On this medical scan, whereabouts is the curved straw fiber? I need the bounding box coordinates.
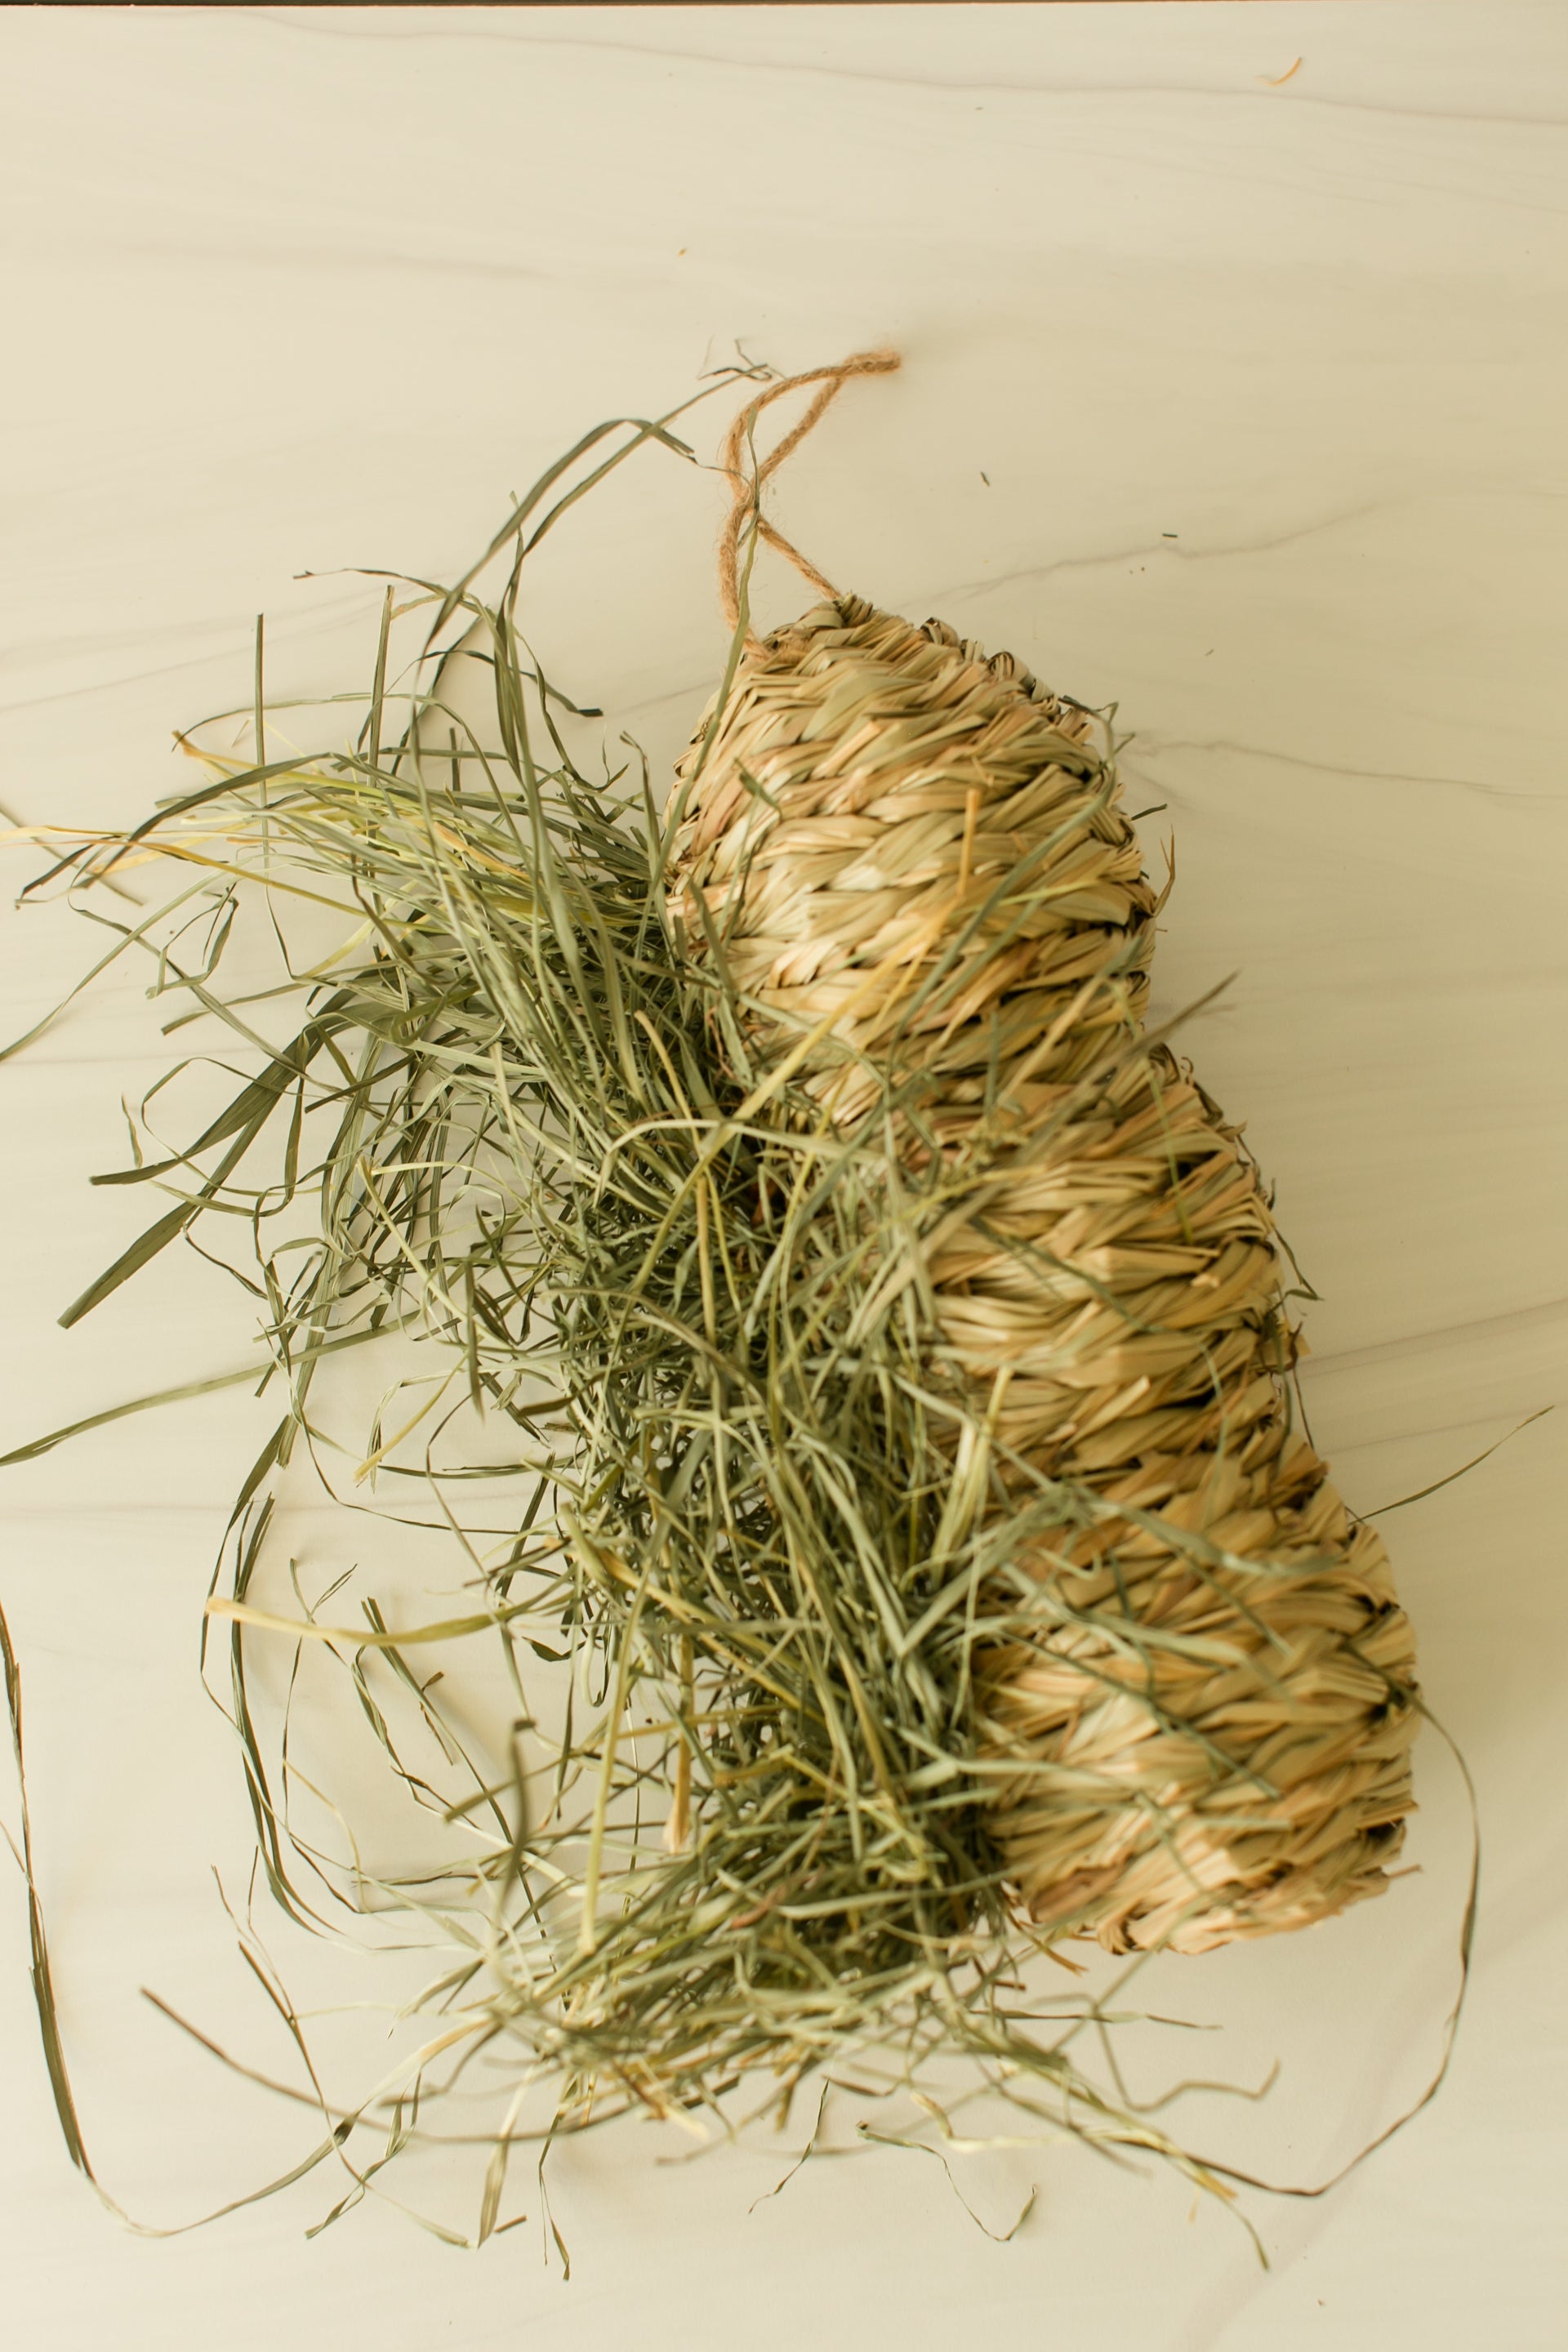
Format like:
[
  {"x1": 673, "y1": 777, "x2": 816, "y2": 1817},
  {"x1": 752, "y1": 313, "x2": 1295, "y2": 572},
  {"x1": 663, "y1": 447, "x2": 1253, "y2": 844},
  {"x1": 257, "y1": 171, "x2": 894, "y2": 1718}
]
[{"x1": 670, "y1": 580, "x2": 1419, "y2": 1957}]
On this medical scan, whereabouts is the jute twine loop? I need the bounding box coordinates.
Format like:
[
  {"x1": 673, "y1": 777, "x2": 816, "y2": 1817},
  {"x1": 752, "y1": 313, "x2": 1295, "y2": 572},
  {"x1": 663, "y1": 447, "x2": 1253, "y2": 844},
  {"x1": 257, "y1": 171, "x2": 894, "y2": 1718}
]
[
  {"x1": 716, "y1": 349, "x2": 901, "y2": 639},
  {"x1": 673, "y1": 370, "x2": 1419, "y2": 1955}
]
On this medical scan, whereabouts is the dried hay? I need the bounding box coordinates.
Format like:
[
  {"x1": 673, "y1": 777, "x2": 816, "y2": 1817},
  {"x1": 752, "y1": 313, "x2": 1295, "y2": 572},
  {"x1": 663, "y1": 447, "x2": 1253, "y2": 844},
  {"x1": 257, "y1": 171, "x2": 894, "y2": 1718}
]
[{"x1": 0, "y1": 354, "x2": 1455, "y2": 2251}]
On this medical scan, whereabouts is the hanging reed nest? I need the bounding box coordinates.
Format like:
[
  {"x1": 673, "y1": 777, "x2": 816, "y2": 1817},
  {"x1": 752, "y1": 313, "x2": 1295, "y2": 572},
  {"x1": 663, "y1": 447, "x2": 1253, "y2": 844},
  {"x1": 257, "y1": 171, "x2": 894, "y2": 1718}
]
[{"x1": 670, "y1": 358, "x2": 1419, "y2": 1958}]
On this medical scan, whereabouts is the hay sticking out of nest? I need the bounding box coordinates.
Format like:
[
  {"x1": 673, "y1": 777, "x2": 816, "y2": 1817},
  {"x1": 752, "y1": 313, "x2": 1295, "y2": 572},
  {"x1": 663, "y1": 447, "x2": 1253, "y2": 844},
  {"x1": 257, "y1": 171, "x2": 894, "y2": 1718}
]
[
  {"x1": 3, "y1": 357, "x2": 1440, "y2": 2246},
  {"x1": 667, "y1": 593, "x2": 1419, "y2": 1958}
]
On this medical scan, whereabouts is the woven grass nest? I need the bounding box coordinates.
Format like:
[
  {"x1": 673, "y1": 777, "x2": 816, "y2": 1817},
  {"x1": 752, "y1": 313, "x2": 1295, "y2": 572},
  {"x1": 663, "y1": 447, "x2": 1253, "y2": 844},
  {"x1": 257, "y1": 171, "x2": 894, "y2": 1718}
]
[
  {"x1": 668, "y1": 586, "x2": 1419, "y2": 1958},
  {"x1": 5, "y1": 351, "x2": 1436, "y2": 2238}
]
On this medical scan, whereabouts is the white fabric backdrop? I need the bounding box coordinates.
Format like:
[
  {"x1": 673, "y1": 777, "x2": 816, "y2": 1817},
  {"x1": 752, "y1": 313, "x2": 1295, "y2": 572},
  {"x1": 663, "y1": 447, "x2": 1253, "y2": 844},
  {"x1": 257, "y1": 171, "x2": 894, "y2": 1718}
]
[{"x1": 2, "y1": 7, "x2": 1564, "y2": 2347}]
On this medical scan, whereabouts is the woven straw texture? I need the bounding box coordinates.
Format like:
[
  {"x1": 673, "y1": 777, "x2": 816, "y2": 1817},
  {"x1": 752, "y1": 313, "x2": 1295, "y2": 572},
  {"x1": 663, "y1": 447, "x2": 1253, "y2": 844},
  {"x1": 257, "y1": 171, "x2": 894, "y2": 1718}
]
[{"x1": 670, "y1": 595, "x2": 1419, "y2": 1957}]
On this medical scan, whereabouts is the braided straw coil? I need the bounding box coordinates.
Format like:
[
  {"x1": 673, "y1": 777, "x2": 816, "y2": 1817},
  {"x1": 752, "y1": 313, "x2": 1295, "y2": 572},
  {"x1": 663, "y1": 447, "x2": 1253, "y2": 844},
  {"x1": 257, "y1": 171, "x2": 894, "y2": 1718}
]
[{"x1": 669, "y1": 593, "x2": 1419, "y2": 1957}]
